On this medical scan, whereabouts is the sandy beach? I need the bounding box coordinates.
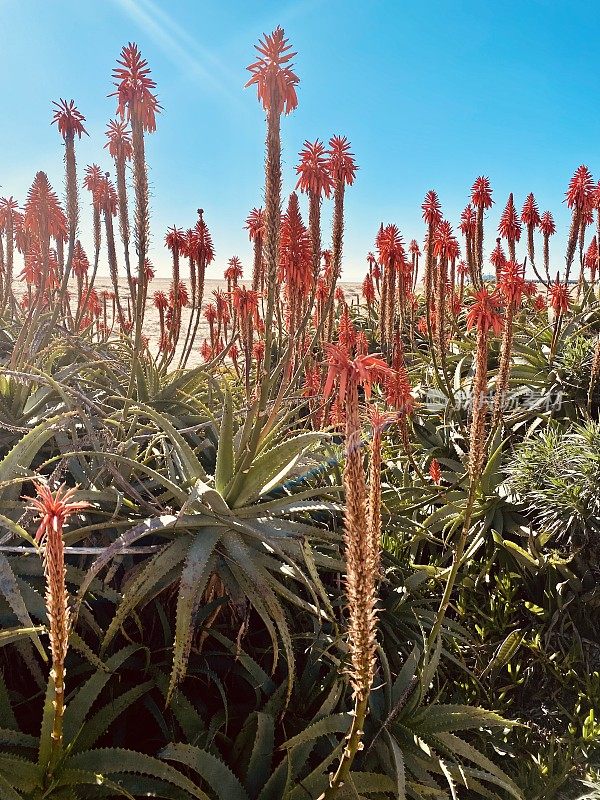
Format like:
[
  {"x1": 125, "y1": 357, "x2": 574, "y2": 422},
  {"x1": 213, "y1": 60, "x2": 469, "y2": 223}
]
[{"x1": 78, "y1": 276, "x2": 363, "y2": 367}]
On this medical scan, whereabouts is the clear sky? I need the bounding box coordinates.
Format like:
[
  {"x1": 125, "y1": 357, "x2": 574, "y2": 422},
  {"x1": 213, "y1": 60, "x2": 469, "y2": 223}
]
[{"x1": 1, "y1": 0, "x2": 599, "y2": 281}]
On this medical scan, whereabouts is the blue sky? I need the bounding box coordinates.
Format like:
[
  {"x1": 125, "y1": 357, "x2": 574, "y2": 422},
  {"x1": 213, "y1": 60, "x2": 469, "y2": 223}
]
[{"x1": 1, "y1": 0, "x2": 599, "y2": 280}]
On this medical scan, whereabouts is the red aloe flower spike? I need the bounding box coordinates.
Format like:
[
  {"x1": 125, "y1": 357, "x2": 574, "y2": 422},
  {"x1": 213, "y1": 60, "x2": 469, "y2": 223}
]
[
  {"x1": 538, "y1": 210, "x2": 556, "y2": 282},
  {"x1": 112, "y1": 42, "x2": 161, "y2": 132},
  {"x1": 325, "y1": 136, "x2": 358, "y2": 342},
  {"x1": 377, "y1": 224, "x2": 404, "y2": 348},
  {"x1": 245, "y1": 207, "x2": 265, "y2": 292},
  {"x1": 429, "y1": 458, "x2": 442, "y2": 484},
  {"x1": 498, "y1": 193, "x2": 522, "y2": 261},
  {"x1": 493, "y1": 262, "x2": 526, "y2": 425},
  {"x1": 521, "y1": 192, "x2": 540, "y2": 269},
  {"x1": 549, "y1": 279, "x2": 569, "y2": 315},
  {"x1": 27, "y1": 483, "x2": 89, "y2": 763},
  {"x1": 470, "y1": 176, "x2": 493, "y2": 285},
  {"x1": 586, "y1": 236, "x2": 598, "y2": 284},
  {"x1": 296, "y1": 139, "x2": 333, "y2": 198},
  {"x1": 459, "y1": 203, "x2": 477, "y2": 283},
  {"x1": 104, "y1": 119, "x2": 133, "y2": 160},
  {"x1": 245, "y1": 26, "x2": 299, "y2": 115},
  {"x1": 52, "y1": 99, "x2": 88, "y2": 140},
  {"x1": 246, "y1": 28, "x2": 299, "y2": 399},
  {"x1": 565, "y1": 166, "x2": 594, "y2": 280}
]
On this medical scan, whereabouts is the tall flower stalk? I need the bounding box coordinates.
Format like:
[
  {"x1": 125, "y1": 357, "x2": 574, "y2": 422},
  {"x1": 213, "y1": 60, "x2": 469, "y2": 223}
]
[
  {"x1": 471, "y1": 176, "x2": 493, "y2": 286},
  {"x1": 565, "y1": 165, "x2": 594, "y2": 283},
  {"x1": 28, "y1": 484, "x2": 89, "y2": 773},
  {"x1": 112, "y1": 43, "x2": 160, "y2": 379},
  {"x1": 0, "y1": 197, "x2": 18, "y2": 312},
  {"x1": 539, "y1": 210, "x2": 556, "y2": 285},
  {"x1": 429, "y1": 288, "x2": 502, "y2": 648},
  {"x1": 246, "y1": 27, "x2": 298, "y2": 409},
  {"x1": 498, "y1": 193, "x2": 521, "y2": 263},
  {"x1": 246, "y1": 207, "x2": 265, "y2": 293},
  {"x1": 492, "y1": 262, "x2": 526, "y2": 426},
  {"x1": 105, "y1": 119, "x2": 134, "y2": 295},
  {"x1": 319, "y1": 346, "x2": 388, "y2": 798},
  {"x1": 51, "y1": 99, "x2": 87, "y2": 326}
]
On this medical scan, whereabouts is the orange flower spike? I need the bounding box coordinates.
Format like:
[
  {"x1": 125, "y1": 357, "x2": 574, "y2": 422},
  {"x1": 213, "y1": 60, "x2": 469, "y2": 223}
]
[
  {"x1": 28, "y1": 483, "x2": 89, "y2": 544},
  {"x1": 52, "y1": 99, "x2": 88, "y2": 140},
  {"x1": 112, "y1": 42, "x2": 161, "y2": 131},
  {"x1": 429, "y1": 458, "x2": 442, "y2": 484},
  {"x1": 549, "y1": 280, "x2": 569, "y2": 314},
  {"x1": 296, "y1": 140, "x2": 333, "y2": 198},
  {"x1": 245, "y1": 26, "x2": 299, "y2": 115},
  {"x1": 104, "y1": 119, "x2": 133, "y2": 160},
  {"x1": 466, "y1": 288, "x2": 504, "y2": 336},
  {"x1": 323, "y1": 343, "x2": 389, "y2": 405},
  {"x1": 327, "y1": 135, "x2": 358, "y2": 186}
]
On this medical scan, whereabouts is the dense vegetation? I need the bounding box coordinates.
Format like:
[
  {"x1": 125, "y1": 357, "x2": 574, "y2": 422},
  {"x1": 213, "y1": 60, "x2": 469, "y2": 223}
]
[{"x1": 0, "y1": 25, "x2": 598, "y2": 800}]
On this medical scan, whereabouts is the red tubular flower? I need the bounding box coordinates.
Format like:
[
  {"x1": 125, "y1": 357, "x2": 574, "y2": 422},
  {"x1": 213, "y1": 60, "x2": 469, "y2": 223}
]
[
  {"x1": 498, "y1": 193, "x2": 522, "y2": 258},
  {"x1": 533, "y1": 293, "x2": 547, "y2": 312},
  {"x1": 296, "y1": 140, "x2": 333, "y2": 197},
  {"x1": 549, "y1": 280, "x2": 569, "y2": 314},
  {"x1": 421, "y1": 190, "x2": 443, "y2": 227},
  {"x1": 429, "y1": 458, "x2": 442, "y2": 484},
  {"x1": 302, "y1": 365, "x2": 321, "y2": 398},
  {"x1": 459, "y1": 204, "x2": 477, "y2": 237},
  {"x1": 432, "y1": 220, "x2": 456, "y2": 259},
  {"x1": 224, "y1": 256, "x2": 243, "y2": 284},
  {"x1": 566, "y1": 165, "x2": 594, "y2": 210},
  {"x1": 112, "y1": 42, "x2": 160, "y2": 132},
  {"x1": 521, "y1": 193, "x2": 540, "y2": 267},
  {"x1": 153, "y1": 290, "x2": 168, "y2": 310},
  {"x1": 52, "y1": 99, "x2": 88, "y2": 139},
  {"x1": 490, "y1": 238, "x2": 507, "y2": 273},
  {"x1": 466, "y1": 288, "x2": 503, "y2": 336},
  {"x1": 232, "y1": 286, "x2": 259, "y2": 323},
  {"x1": 385, "y1": 365, "x2": 415, "y2": 416},
  {"x1": 29, "y1": 483, "x2": 89, "y2": 544},
  {"x1": 104, "y1": 119, "x2": 133, "y2": 160},
  {"x1": 327, "y1": 135, "x2": 357, "y2": 186},
  {"x1": 585, "y1": 236, "x2": 598, "y2": 278},
  {"x1": 539, "y1": 211, "x2": 556, "y2": 237},
  {"x1": 323, "y1": 344, "x2": 389, "y2": 404},
  {"x1": 471, "y1": 177, "x2": 493, "y2": 284},
  {"x1": 245, "y1": 27, "x2": 299, "y2": 115},
  {"x1": 24, "y1": 171, "x2": 67, "y2": 241},
  {"x1": 279, "y1": 192, "x2": 311, "y2": 296},
  {"x1": 245, "y1": 207, "x2": 264, "y2": 241},
  {"x1": 203, "y1": 303, "x2": 217, "y2": 324},
  {"x1": 521, "y1": 193, "x2": 540, "y2": 227},
  {"x1": 83, "y1": 165, "x2": 103, "y2": 203},
  {"x1": 200, "y1": 339, "x2": 212, "y2": 362},
  {"x1": 165, "y1": 225, "x2": 186, "y2": 254},
  {"x1": 409, "y1": 239, "x2": 421, "y2": 256},
  {"x1": 471, "y1": 176, "x2": 493, "y2": 210},
  {"x1": 362, "y1": 272, "x2": 376, "y2": 306},
  {"x1": 378, "y1": 224, "x2": 404, "y2": 267},
  {"x1": 72, "y1": 240, "x2": 90, "y2": 279},
  {"x1": 498, "y1": 261, "x2": 526, "y2": 307}
]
